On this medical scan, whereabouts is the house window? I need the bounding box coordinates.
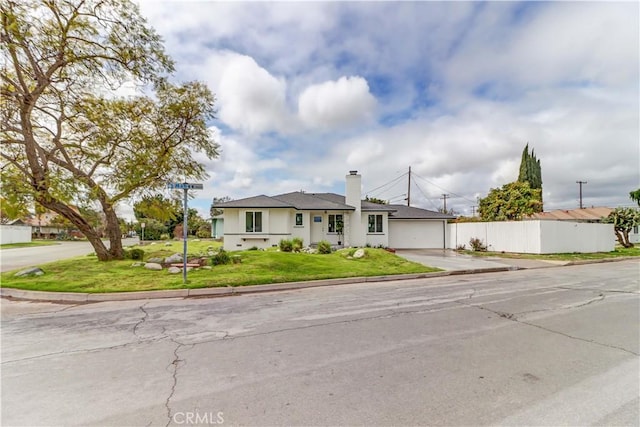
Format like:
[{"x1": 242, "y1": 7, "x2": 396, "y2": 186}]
[
  {"x1": 245, "y1": 211, "x2": 262, "y2": 232},
  {"x1": 368, "y1": 214, "x2": 383, "y2": 233},
  {"x1": 328, "y1": 214, "x2": 343, "y2": 233},
  {"x1": 634, "y1": 225, "x2": 639, "y2": 234},
  {"x1": 295, "y1": 213, "x2": 303, "y2": 226}
]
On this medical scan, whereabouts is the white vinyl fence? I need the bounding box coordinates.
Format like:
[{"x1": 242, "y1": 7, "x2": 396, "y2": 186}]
[
  {"x1": 448, "y1": 220, "x2": 614, "y2": 254},
  {"x1": 0, "y1": 225, "x2": 32, "y2": 245}
]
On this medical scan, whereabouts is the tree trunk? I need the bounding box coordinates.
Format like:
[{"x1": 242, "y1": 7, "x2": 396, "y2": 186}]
[
  {"x1": 36, "y1": 197, "x2": 115, "y2": 261},
  {"x1": 622, "y1": 230, "x2": 634, "y2": 248},
  {"x1": 102, "y1": 203, "x2": 124, "y2": 259}
]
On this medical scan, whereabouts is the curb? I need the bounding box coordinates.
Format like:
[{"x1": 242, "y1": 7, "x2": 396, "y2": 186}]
[{"x1": 0, "y1": 267, "x2": 517, "y2": 303}]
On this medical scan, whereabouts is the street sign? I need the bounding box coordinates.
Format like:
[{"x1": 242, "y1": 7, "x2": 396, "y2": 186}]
[
  {"x1": 167, "y1": 181, "x2": 204, "y2": 284},
  {"x1": 167, "y1": 183, "x2": 204, "y2": 190}
]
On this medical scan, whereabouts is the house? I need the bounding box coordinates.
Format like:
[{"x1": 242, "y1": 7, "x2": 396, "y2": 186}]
[{"x1": 215, "y1": 171, "x2": 454, "y2": 251}]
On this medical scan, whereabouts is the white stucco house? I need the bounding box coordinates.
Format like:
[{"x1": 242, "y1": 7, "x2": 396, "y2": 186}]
[{"x1": 215, "y1": 171, "x2": 454, "y2": 251}]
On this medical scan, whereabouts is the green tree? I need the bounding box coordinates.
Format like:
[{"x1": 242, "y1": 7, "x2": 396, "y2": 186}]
[
  {"x1": 133, "y1": 195, "x2": 181, "y2": 224},
  {"x1": 630, "y1": 189, "x2": 640, "y2": 207},
  {"x1": 603, "y1": 207, "x2": 639, "y2": 248},
  {"x1": 365, "y1": 196, "x2": 388, "y2": 205},
  {"x1": 0, "y1": 166, "x2": 31, "y2": 223},
  {"x1": 517, "y1": 144, "x2": 543, "y2": 211},
  {"x1": 210, "y1": 196, "x2": 232, "y2": 218},
  {"x1": 478, "y1": 181, "x2": 543, "y2": 221},
  {"x1": 1, "y1": 0, "x2": 219, "y2": 260}
]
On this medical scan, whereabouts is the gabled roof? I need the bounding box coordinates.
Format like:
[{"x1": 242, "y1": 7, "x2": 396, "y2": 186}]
[
  {"x1": 387, "y1": 204, "x2": 456, "y2": 220},
  {"x1": 214, "y1": 195, "x2": 292, "y2": 209},
  {"x1": 274, "y1": 192, "x2": 354, "y2": 211}
]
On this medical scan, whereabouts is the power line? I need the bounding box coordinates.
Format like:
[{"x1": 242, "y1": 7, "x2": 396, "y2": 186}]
[
  {"x1": 364, "y1": 172, "x2": 408, "y2": 198},
  {"x1": 412, "y1": 180, "x2": 441, "y2": 211},
  {"x1": 411, "y1": 171, "x2": 477, "y2": 204}
]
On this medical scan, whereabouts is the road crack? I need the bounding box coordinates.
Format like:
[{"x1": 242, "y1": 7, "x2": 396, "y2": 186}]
[
  {"x1": 164, "y1": 338, "x2": 193, "y2": 427},
  {"x1": 133, "y1": 302, "x2": 149, "y2": 338}
]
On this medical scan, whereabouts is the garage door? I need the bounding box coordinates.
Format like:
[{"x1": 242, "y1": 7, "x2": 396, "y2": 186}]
[{"x1": 388, "y1": 220, "x2": 445, "y2": 249}]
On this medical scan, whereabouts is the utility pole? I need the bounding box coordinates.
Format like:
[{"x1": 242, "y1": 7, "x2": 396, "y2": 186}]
[
  {"x1": 576, "y1": 181, "x2": 587, "y2": 209},
  {"x1": 407, "y1": 166, "x2": 411, "y2": 207},
  {"x1": 441, "y1": 194, "x2": 450, "y2": 213},
  {"x1": 471, "y1": 205, "x2": 477, "y2": 217}
]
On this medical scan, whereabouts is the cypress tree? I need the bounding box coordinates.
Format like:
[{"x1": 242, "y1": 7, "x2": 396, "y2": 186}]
[{"x1": 517, "y1": 144, "x2": 543, "y2": 211}]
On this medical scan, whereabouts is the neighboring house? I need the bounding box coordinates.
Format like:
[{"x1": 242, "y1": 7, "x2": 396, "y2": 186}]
[
  {"x1": 528, "y1": 206, "x2": 639, "y2": 244},
  {"x1": 216, "y1": 171, "x2": 454, "y2": 251},
  {"x1": 211, "y1": 214, "x2": 224, "y2": 239}
]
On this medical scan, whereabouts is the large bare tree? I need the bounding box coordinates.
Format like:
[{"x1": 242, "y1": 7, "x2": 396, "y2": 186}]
[{"x1": 1, "y1": 0, "x2": 219, "y2": 260}]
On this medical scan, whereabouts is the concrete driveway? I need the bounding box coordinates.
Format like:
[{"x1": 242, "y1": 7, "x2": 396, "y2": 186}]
[{"x1": 396, "y1": 249, "x2": 561, "y2": 271}]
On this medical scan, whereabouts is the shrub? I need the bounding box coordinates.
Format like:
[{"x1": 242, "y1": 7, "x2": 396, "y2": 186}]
[
  {"x1": 248, "y1": 246, "x2": 259, "y2": 251},
  {"x1": 128, "y1": 248, "x2": 145, "y2": 260},
  {"x1": 317, "y1": 240, "x2": 332, "y2": 254},
  {"x1": 469, "y1": 237, "x2": 487, "y2": 251},
  {"x1": 210, "y1": 249, "x2": 231, "y2": 266},
  {"x1": 196, "y1": 227, "x2": 211, "y2": 238},
  {"x1": 292, "y1": 237, "x2": 304, "y2": 252},
  {"x1": 279, "y1": 239, "x2": 293, "y2": 252},
  {"x1": 456, "y1": 244, "x2": 466, "y2": 251}
]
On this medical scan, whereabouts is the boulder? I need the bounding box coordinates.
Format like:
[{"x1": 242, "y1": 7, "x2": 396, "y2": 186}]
[
  {"x1": 147, "y1": 257, "x2": 163, "y2": 264},
  {"x1": 15, "y1": 267, "x2": 44, "y2": 277},
  {"x1": 144, "y1": 263, "x2": 162, "y2": 271},
  {"x1": 353, "y1": 248, "x2": 366, "y2": 259},
  {"x1": 164, "y1": 253, "x2": 183, "y2": 263},
  {"x1": 164, "y1": 242, "x2": 172, "y2": 246},
  {"x1": 167, "y1": 267, "x2": 181, "y2": 274},
  {"x1": 131, "y1": 262, "x2": 144, "y2": 267}
]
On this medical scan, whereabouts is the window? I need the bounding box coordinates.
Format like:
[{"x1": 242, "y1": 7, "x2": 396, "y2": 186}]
[
  {"x1": 368, "y1": 214, "x2": 383, "y2": 233},
  {"x1": 295, "y1": 213, "x2": 303, "y2": 226},
  {"x1": 634, "y1": 225, "x2": 639, "y2": 234},
  {"x1": 245, "y1": 211, "x2": 262, "y2": 232},
  {"x1": 328, "y1": 214, "x2": 343, "y2": 233}
]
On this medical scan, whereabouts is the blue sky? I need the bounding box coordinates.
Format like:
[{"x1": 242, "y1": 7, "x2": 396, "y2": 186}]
[{"x1": 131, "y1": 0, "x2": 639, "y2": 218}]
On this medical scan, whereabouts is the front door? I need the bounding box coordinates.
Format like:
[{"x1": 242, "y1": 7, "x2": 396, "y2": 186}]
[{"x1": 310, "y1": 213, "x2": 324, "y2": 244}]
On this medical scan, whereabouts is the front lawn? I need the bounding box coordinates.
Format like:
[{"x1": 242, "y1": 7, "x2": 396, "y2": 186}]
[{"x1": 0, "y1": 247, "x2": 439, "y2": 293}]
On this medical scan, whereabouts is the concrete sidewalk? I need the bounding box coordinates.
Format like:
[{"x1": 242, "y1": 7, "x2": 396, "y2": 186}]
[{"x1": 395, "y1": 249, "x2": 565, "y2": 271}]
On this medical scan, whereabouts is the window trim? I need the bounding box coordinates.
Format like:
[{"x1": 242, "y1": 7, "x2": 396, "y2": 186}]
[
  {"x1": 245, "y1": 211, "x2": 263, "y2": 233},
  {"x1": 368, "y1": 214, "x2": 383, "y2": 233},
  {"x1": 328, "y1": 214, "x2": 343, "y2": 233}
]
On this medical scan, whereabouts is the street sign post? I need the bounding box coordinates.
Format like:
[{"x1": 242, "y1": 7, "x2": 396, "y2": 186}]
[
  {"x1": 141, "y1": 222, "x2": 145, "y2": 243},
  {"x1": 168, "y1": 182, "x2": 203, "y2": 283}
]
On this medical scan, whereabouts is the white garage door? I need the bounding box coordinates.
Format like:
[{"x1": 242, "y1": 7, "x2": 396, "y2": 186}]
[{"x1": 388, "y1": 220, "x2": 445, "y2": 249}]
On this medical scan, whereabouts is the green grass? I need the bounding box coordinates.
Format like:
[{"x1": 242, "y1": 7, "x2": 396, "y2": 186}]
[
  {"x1": 0, "y1": 247, "x2": 439, "y2": 293},
  {"x1": 0, "y1": 241, "x2": 59, "y2": 249},
  {"x1": 461, "y1": 245, "x2": 640, "y2": 261}
]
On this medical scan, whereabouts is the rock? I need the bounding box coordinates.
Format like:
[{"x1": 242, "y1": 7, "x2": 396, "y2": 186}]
[
  {"x1": 164, "y1": 253, "x2": 183, "y2": 263},
  {"x1": 131, "y1": 262, "x2": 144, "y2": 267},
  {"x1": 144, "y1": 263, "x2": 162, "y2": 271},
  {"x1": 165, "y1": 242, "x2": 172, "y2": 246},
  {"x1": 353, "y1": 248, "x2": 366, "y2": 259},
  {"x1": 201, "y1": 266, "x2": 212, "y2": 270},
  {"x1": 15, "y1": 267, "x2": 44, "y2": 277},
  {"x1": 194, "y1": 239, "x2": 201, "y2": 242},
  {"x1": 147, "y1": 257, "x2": 163, "y2": 264},
  {"x1": 167, "y1": 267, "x2": 181, "y2": 274}
]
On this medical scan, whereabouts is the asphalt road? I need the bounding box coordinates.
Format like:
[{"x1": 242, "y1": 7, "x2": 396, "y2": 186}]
[
  {"x1": 1, "y1": 261, "x2": 638, "y2": 426},
  {"x1": 0, "y1": 238, "x2": 139, "y2": 272}
]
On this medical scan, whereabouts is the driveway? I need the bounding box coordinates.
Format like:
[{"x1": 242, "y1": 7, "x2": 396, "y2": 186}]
[
  {"x1": 396, "y1": 248, "x2": 561, "y2": 271},
  {"x1": 0, "y1": 238, "x2": 139, "y2": 272},
  {"x1": 2, "y1": 261, "x2": 638, "y2": 426}
]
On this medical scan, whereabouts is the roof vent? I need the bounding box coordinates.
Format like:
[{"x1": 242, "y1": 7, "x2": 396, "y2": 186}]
[{"x1": 349, "y1": 170, "x2": 358, "y2": 175}]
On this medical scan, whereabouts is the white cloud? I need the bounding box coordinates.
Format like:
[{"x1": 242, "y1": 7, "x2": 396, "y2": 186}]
[{"x1": 298, "y1": 76, "x2": 377, "y2": 130}]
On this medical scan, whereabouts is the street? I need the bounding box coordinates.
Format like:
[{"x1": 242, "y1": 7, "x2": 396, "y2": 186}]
[
  {"x1": 0, "y1": 238, "x2": 139, "y2": 272},
  {"x1": 1, "y1": 261, "x2": 639, "y2": 426}
]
